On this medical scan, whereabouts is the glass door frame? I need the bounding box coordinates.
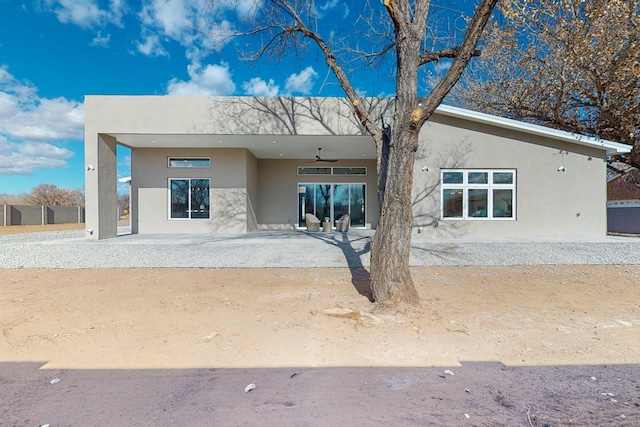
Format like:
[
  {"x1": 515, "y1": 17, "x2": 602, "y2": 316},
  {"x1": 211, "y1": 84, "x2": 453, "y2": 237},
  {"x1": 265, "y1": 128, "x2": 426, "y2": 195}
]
[{"x1": 297, "y1": 182, "x2": 366, "y2": 229}]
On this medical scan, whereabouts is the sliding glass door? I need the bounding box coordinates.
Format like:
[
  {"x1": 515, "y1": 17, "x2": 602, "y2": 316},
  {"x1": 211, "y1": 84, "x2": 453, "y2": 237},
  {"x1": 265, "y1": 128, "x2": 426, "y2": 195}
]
[{"x1": 298, "y1": 183, "x2": 366, "y2": 228}]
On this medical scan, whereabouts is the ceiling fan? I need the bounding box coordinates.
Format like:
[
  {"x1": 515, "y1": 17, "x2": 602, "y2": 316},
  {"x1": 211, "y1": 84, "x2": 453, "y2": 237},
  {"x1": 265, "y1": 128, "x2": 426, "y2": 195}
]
[{"x1": 313, "y1": 147, "x2": 338, "y2": 162}]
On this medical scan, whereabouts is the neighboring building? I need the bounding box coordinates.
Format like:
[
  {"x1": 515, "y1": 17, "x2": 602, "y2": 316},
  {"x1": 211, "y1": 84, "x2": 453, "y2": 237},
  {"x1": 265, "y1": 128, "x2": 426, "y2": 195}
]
[
  {"x1": 607, "y1": 162, "x2": 640, "y2": 234},
  {"x1": 84, "y1": 96, "x2": 629, "y2": 240}
]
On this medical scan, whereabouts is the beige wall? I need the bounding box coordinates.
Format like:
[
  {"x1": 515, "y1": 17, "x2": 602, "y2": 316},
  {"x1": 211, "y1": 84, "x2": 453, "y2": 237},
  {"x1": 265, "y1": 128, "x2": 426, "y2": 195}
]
[
  {"x1": 246, "y1": 150, "x2": 259, "y2": 232},
  {"x1": 85, "y1": 96, "x2": 616, "y2": 239},
  {"x1": 84, "y1": 133, "x2": 117, "y2": 239},
  {"x1": 85, "y1": 96, "x2": 364, "y2": 136},
  {"x1": 413, "y1": 115, "x2": 607, "y2": 238},
  {"x1": 257, "y1": 159, "x2": 379, "y2": 229},
  {"x1": 132, "y1": 148, "x2": 251, "y2": 234},
  {"x1": 131, "y1": 148, "x2": 378, "y2": 233}
]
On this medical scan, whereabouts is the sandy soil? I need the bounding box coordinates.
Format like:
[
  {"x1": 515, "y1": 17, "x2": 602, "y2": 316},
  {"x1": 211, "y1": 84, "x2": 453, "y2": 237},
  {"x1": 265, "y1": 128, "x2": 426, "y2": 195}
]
[
  {"x1": 1, "y1": 264, "x2": 639, "y2": 426},
  {"x1": 0, "y1": 223, "x2": 85, "y2": 235}
]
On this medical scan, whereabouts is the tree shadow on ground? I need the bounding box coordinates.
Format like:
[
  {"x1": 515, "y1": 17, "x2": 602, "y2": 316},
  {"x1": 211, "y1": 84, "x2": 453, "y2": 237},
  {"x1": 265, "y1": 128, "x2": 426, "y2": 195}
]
[{"x1": 305, "y1": 230, "x2": 374, "y2": 302}]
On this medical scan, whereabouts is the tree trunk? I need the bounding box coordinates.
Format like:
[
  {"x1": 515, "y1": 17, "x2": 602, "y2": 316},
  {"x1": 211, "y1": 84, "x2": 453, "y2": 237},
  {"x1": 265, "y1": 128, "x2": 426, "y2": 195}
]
[{"x1": 369, "y1": 128, "x2": 420, "y2": 305}]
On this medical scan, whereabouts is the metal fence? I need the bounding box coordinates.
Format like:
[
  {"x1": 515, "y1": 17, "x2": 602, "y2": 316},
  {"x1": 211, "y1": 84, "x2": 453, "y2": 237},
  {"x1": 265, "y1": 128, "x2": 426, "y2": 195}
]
[{"x1": 1, "y1": 205, "x2": 85, "y2": 226}]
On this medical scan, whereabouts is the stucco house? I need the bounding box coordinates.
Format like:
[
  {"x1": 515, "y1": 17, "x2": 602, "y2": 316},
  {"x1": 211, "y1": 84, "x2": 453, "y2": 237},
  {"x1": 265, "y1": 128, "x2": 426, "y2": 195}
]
[{"x1": 84, "y1": 96, "x2": 629, "y2": 240}]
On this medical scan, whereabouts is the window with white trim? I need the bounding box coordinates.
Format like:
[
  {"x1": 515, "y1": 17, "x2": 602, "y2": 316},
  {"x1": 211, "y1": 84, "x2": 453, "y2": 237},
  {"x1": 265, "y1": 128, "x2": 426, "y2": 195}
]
[
  {"x1": 169, "y1": 178, "x2": 210, "y2": 219},
  {"x1": 168, "y1": 157, "x2": 211, "y2": 168},
  {"x1": 441, "y1": 170, "x2": 516, "y2": 220}
]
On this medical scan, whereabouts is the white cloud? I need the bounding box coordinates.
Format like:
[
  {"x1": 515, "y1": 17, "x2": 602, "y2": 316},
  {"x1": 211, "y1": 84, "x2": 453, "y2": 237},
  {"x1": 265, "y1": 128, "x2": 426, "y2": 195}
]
[
  {"x1": 90, "y1": 31, "x2": 110, "y2": 47},
  {"x1": 433, "y1": 60, "x2": 453, "y2": 74},
  {"x1": 242, "y1": 77, "x2": 279, "y2": 96},
  {"x1": 0, "y1": 137, "x2": 73, "y2": 175},
  {"x1": 239, "y1": 66, "x2": 320, "y2": 96},
  {"x1": 137, "y1": 0, "x2": 256, "y2": 61},
  {"x1": 284, "y1": 66, "x2": 318, "y2": 95},
  {"x1": 43, "y1": 0, "x2": 126, "y2": 29},
  {"x1": 167, "y1": 62, "x2": 236, "y2": 95},
  {"x1": 138, "y1": 0, "x2": 211, "y2": 60},
  {"x1": 320, "y1": 0, "x2": 339, "y2": 11},
  {"x1": 319, "y1": 0, "x2": 349, "y2": 18},
  {"x1": 136, "y1": 34, "x2": 168, "y2": 57},
  {"x1": 0, "y1": 66, "x2": 82, "y2": 175},
  {"x1": 0, "y1": 92, "x2": 18, "y2": 117},
  {"x1": 139, "y1": 0, "x2": 191, "y2": 41},
  {"x1": 5, "y1": 98, "x2": 83, "y2": 141},
  {"x1": 424, "y1": 60, "x2": 453, "y2": 90}
]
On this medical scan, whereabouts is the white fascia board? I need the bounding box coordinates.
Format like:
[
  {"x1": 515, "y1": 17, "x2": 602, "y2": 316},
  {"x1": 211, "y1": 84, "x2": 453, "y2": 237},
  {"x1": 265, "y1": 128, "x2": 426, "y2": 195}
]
[{"x1": 435, "y1": 104, "x2": 631, "y2": 155}]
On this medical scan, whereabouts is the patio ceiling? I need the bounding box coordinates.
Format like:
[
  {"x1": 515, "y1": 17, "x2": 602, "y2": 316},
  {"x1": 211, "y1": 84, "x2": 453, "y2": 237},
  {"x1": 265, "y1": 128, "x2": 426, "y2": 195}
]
[{"x1": 109, "y1": 133, "x2": 377, "y2": 160}]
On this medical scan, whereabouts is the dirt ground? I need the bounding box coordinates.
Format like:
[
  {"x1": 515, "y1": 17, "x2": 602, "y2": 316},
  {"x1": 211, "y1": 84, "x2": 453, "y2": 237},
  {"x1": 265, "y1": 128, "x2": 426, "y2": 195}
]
[
  {"x1": 0, "y1": 223, "x2": 85, "y2": 235},
  {"x1": 1, "y1": 260, "x2": 639, "y2": 426}
]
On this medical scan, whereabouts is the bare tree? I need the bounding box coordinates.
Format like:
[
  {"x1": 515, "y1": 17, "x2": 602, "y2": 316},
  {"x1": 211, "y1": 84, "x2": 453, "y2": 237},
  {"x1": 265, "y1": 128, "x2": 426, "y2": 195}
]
[
  {"x1": 455, "y1": 0, "x2": 640, "y2": 166},
  {"x1": 118, "y1": 194, "x2": 130, "y2": 217},
  {"x1": 27, "y1": 184, "x2": 85, "y2": 207},
  {"x1": 207, "y1": 0, "x2": 499, "y2": 305},
  {"x1": 0, "y1": 194, "x2": 30, "y2": 205}
]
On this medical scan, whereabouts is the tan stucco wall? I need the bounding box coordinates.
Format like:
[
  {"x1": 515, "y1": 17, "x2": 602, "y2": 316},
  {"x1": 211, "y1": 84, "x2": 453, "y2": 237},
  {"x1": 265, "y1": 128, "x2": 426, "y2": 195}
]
[
  {"x1": 85, "y1": 95, "x2": 615, "y2": 239},
  {"x1": 84, "y1": 133, "x2": 118, "y2": 239},
  {"x1": 256, "y1": 159, "x2": 379, "y2": 229},
  {"x1": 246, "y1": 150, "x2": 259, "y2": 232},
  {"x1": 132, "y1": 148, "x2": 250, "y2": 234},
  {"x1": 131, "y1": 151, "x2": 377, "y2": 233},
  {"x1": 413, "y1": 115, "x2": 607, "y2": 238},
  {"x1": 84, "y1": 96, "x2": 364, "y2": 136}
]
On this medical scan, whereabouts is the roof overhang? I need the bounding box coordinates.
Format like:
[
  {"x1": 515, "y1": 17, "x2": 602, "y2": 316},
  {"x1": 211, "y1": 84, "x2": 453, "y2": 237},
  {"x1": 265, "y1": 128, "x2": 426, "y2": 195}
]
[
  {"x1": 94, "y1": 96, "x2": 631, "y2": 158},
  {"x1": 435, "y1": 104, "x2": 632, "y2": 155},
  {"x1": 109, "y1": 133, "x2": 376, "y2": 160}
]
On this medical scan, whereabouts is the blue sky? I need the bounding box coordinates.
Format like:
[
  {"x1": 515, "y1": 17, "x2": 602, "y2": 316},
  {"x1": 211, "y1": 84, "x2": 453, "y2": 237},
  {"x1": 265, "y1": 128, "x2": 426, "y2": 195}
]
[
  {"x1": 0, "y1": 0, "x2": 461, "y2": 196},
  {"x1": 0, "y1": 0, "x2": 354, "y2": 195}
]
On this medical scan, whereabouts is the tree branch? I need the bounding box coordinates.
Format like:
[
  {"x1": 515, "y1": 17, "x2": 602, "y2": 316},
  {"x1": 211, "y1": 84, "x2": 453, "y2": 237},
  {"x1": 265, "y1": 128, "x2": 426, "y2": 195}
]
[
  {"x1": 419, "y1": 47, "x2": 481, "y2": 65},
  {"x1": 418, "y1": 0, "x2": 498, "y2": 124}
]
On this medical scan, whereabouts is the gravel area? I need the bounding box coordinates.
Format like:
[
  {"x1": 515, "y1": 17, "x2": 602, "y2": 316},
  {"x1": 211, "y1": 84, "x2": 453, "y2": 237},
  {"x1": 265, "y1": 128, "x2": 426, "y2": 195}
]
[{"x1": 1, "y1": 228, "x2": 638, "y2": 268}]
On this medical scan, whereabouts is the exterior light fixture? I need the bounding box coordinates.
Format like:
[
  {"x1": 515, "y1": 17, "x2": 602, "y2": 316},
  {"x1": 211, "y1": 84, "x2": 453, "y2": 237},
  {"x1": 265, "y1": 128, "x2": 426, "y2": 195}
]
[
  {"x1": 86, "y1": 165, "x2": 95, "y2": 171},
  {"x1": 421, "y1": 166, "x2": 429, "y2": 172},
  {"x1": 557, "y1": 166, "x2": 566, "y2": 172}
]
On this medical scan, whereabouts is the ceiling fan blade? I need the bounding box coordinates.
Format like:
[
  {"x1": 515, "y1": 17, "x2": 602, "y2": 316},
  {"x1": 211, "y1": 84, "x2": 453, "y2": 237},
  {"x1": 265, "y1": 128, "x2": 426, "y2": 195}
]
[{"x1": 314, "y1": 148, "x2": 338, "y2": 162}]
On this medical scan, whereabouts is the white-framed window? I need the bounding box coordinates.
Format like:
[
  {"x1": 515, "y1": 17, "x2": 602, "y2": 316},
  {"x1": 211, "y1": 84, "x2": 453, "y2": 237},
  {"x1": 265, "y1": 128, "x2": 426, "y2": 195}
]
[
  {"x1": 441, "y1": 169, "x2": 516, "y2": 220},
  {"x1": 169, "y1": 178, "x2": 211, "y2": 219},
  {"x1": 168, "y1": 157, "x2": 211, "y2": 168}
]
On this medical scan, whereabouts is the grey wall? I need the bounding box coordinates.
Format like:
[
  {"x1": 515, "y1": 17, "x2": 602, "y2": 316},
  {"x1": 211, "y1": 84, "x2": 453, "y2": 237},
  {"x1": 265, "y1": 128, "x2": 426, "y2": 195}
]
[
  {"x1": 48, "y1": 206, "x2": 85, "y2": 224},
  {"x1": 412, "y1": 115, "x2": 607, "y2": 238},
  {"x1": 11, "y1": 205, "x2": 41, "y2": 225},
  {"x1": 608, "y1": 205, "x2": 640, "y2": 234},
  {"x1": 1, "y1": 205, "x2": 84, "y2": 226}
]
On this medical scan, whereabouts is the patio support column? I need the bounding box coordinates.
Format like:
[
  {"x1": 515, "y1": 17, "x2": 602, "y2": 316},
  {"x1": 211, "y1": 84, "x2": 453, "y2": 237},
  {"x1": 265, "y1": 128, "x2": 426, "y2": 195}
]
[{"x1": 85, "y1": 133, "x2": 118, "y2": 239}]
